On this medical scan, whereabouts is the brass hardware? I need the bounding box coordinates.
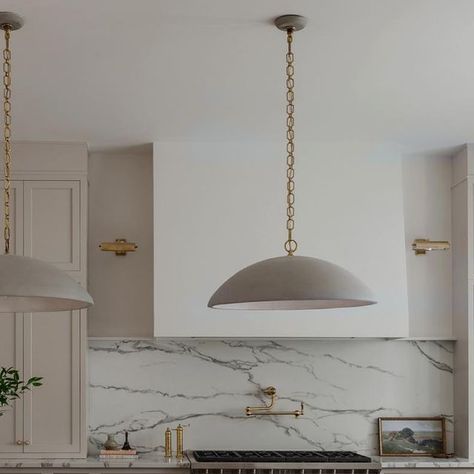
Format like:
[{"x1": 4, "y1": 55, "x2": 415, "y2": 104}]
[
  {"x1": 164, "y1": 427, "x2": 172, "y2": 458},
  {"x1": 284, "y1": 28, "x2": 297, "y2": 256},
  {"x1": 173, "y1": 424, "x2": 186, "y2": 459},
  {"x1": 23, "y1": 440, "x2": 30, "y2": 446},
  {"x1": 412, "y1": 239, "x2": 450, "y2": 255},
  {"x1": 0, "y1": 15, "x2": 26, "y2": 253},
  {"x1": 246, "y1": 386, "x2": 304, "y2": 418},
  {"x1": 99, "y1": 239, "x2": 138, "y2": 256},
  {"x1": 16, "y1": 440, "x2": 22, "y2": 445},
  {"x1": 2, "y1": 25, "x2": 12, "y2": 254}
]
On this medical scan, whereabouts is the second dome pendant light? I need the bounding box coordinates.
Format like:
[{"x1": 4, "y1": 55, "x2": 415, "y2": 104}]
[
  {"x1": 0, "y1": 12, "x2": 93, "y2": 313},
  {"x1": 208, "y1": 15, "x2": 376, "y2": 310}
]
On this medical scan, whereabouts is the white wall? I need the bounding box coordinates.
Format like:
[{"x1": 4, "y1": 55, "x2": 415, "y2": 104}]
[
  {"x1": 86, "y1": 143, "x2": 453, "y2": 339},
  {"x1": 402, "y1": 153, "x2": 452, "y2": 337},
  {"x1": 154, "y1": 141, "x2": 409, "y2": 337},
  {"x1": 88, "y1": 152, "x2": 153, "y2": 337}
]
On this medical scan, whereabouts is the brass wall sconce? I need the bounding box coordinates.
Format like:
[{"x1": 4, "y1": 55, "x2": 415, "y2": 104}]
[
  {"x1": 412, "y1": 238, "x2": 450, "y2": 256},
  {"x1": 245, "y1": 386, "x2": 304, "y2": 418},
  {"x1": 99, "y1": 238, "x2": 138, "y2": 256}
]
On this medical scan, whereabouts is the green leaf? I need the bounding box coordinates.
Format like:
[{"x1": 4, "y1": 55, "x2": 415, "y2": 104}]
[{"x1": 0, "y1": 367, "x2": 43, "y2": 410}]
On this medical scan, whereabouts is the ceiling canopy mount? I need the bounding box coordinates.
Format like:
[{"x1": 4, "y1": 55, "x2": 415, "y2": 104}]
[
  {"x1": 0, "y1": 12, "x2": 24, "y2": 31},
  {"x1": 274, "y1": 14, "x2": 307, "y2": 32}
]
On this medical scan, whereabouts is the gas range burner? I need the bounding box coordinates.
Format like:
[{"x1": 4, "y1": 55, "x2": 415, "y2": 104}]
[{"x1": 193, "y1": 450, "x2": 372, "y2": 463}]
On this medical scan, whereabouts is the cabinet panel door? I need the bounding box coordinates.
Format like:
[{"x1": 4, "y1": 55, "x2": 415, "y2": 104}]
[
  {"x1": 23, "y1": 181, "x2": 80, "y2": 271},
  {"x1": 0, "y1": 314, "x2": 23, "y2": 453},
  {"x1": 0, "y1": 181, "x2": 24, "y2": 255},
  {"x1": 22, "y1": 311, "x2": 81, "y2": 453}
]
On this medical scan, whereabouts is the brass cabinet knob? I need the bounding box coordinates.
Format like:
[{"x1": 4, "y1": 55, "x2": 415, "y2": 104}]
[
  {"x1": 24, "y1": 440, "x2": 30, "y2": 445},
  {"x1": 16, "y1": 440, "x2": 22, "y2": 445}
]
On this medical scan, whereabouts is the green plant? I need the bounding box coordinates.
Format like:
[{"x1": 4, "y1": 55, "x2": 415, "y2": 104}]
[{"x1": 0, "y1": 367, "x2": 42, "y2": 416}]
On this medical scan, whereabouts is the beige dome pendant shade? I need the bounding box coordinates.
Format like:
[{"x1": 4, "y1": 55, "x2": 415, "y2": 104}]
[
  {"x1": 208, "y1": 15, "x2": 376, "y2": 310},
  {"x1": 0, "y1": 255, "x2": 93, "y2": 312},
  {"x1": 208, "y1": 256, "x2": 375, "y2": 310},
  {"x1": 0, "y1": 12, "x2": 93, "y2": 312}
]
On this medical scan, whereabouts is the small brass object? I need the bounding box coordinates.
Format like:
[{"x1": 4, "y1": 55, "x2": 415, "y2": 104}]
[
  {"x1": 99, "y1": 238, "x2": 138, "y2": 256},
  {"x1": 164, "y1": 427, "x2": 172, "y2": 458},
  {"x1": 246, "y1": 386, "x2": 304, "y2": 418},
  {"x1": 412, "y1": 238, "x2": 450, "y2": 255},
  {"x1": 173, "y1": 424, "x2": 186, "y2": 459}
]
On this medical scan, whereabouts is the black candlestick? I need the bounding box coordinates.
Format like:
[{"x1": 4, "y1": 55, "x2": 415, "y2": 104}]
[{"x1": 122, "y1": 431, "x2": 132, "y2": 451}]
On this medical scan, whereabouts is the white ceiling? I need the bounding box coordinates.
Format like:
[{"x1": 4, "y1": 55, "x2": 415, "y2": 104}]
[{"x1": 1, "y1": 0, "x2": 474, "y2": 152}]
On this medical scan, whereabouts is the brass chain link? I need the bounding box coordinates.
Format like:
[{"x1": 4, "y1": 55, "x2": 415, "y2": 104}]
[
  {"x1": 2, "y1": 26, "x2": 11, "y2": 255},
  {"x1": 284, "y1": 29, "x2": 297, "y2": 256}
]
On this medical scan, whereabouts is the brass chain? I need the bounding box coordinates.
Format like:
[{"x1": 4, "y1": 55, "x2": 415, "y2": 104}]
[
  {"x1": 284, "y1": 28, "x2": 297, "y2": 256},
  {"x1": 2, "y1": 26, "x2": 11, "y2": 255}
]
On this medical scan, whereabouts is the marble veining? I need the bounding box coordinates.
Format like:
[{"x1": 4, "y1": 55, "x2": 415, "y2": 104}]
[{"x1": 88, "y1": 340, "x2": 453, "y2": 456}]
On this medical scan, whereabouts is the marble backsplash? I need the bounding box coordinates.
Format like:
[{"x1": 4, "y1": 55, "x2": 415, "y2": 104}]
[{"x1": 88, "y1": 339, "x2": 453, "y2": 455}]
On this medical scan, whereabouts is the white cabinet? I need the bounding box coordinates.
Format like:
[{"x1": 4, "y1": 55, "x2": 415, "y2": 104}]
[
  {"x1": 0, "y1": 311, "x2": 85, "y2": 455},
  {"x1": 23, "y1": 181, "x2": 81, "y2": 272},
  {"x1": 0, "y1": 143, "x2": 88, "y2": 458},
  {"x1": 23, "y1": 311, "x2": 84, "y2": 454},
  {"x1": 153, "y1": 141, "x2": 409, "y2": 338}
]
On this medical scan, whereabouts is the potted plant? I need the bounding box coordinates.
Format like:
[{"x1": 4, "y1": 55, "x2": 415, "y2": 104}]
[{"x1": 0, "y1": 367, "x2": 42, "y2": 416}]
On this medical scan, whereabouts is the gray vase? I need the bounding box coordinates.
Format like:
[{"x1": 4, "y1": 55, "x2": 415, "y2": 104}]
[{"x1": 103, "y1": 434, "x2": 119, "y2": 451}]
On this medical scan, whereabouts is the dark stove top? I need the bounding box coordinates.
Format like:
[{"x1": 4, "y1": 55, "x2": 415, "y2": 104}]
[{"x1": 193, "y1": 450, "x2": 372, "y2": 463}]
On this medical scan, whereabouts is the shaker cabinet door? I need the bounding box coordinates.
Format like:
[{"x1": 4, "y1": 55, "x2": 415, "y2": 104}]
[
  {"x1": 23, "y1": 181, "x2": 80, "y2": 271},
  {"x1": 22, "y1": 311, "x2": 82, "y2": 454}
]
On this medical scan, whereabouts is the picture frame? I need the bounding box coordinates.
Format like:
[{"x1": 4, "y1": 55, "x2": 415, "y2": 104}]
[{"x1": 378, "y1": 417, "x2": 446, "y2": 457}]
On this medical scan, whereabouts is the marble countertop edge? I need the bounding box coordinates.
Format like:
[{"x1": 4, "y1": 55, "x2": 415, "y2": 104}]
[
  {"x1": 378, "y1": 456, "x2": 474, "y2": 468},
  {"x1": 0, "y1": 455, "x2": 190, "y2": 469},
  {"x1": 1, "y1": 455, "x2": 474, "y2": 469}
]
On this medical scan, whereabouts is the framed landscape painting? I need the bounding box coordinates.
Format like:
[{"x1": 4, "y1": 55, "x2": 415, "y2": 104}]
[{"x1": 378, "y1": 417, "x2": 446, "y2": 456}]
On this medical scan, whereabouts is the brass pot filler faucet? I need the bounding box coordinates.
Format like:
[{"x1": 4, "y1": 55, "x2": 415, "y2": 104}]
[{"x1": 246, "y1": 386, "x2": 304, "y2": 418}]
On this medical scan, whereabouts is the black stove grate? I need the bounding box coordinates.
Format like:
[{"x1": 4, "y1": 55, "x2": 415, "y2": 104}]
[{"x1": 193, "y1": 450, "x2": 372, "y2": 463}]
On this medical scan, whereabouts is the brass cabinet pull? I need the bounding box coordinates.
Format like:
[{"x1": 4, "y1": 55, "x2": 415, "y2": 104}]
[
  {"x1": 24, "y1": 440, "x2": 30, "y2": 445},
  {"x1": 16, "y1": 440, "x2": 22, "y2": 445}
]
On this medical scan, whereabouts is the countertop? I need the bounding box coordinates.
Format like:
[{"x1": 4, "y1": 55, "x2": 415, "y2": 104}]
[
  {"x1": 0, "y1": 454, "x2": 190, "y2": 469},
  {"x1": 379, "y1": 457, "x2": 474, "y2": 468},
  {"x1": 2, "y1": 454, "x2": 474, "y2": 470}
]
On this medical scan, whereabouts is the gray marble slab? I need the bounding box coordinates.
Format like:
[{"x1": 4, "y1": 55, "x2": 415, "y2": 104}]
[{"x1": 88, "y1": 339, "x2": 454, "y2": 456}]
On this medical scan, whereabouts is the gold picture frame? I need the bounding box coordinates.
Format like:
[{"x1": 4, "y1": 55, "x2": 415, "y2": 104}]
[{"x1": 378, "y1": 417, "x2": 446, "y2": 457}]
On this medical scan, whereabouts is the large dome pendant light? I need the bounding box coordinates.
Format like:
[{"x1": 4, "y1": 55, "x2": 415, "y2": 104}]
[
  {"x1": 208, "y1": 15, "x2": 376, "y2": 310},
  {"x1": 0, "y1": 12, "x2": 93, "y2": 313}
]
